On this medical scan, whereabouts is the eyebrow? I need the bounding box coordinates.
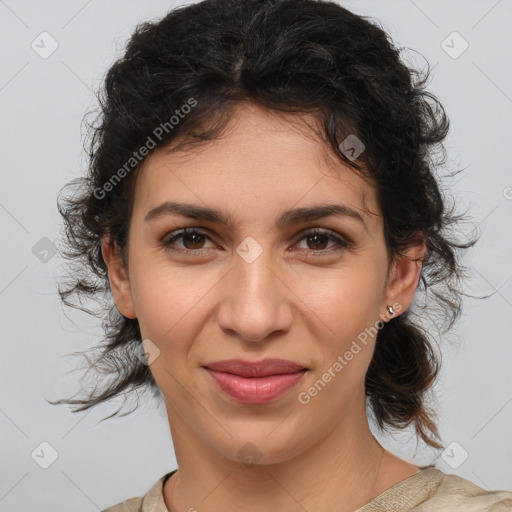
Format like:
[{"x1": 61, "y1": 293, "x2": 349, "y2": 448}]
[{"x1": 144, "y1": 201, "x2": 368, "y2": 231}]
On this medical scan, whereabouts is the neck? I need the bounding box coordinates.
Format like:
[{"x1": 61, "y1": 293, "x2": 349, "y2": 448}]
[{"x1": 163, "y1": 399, "x2": 404, "y2": 512}]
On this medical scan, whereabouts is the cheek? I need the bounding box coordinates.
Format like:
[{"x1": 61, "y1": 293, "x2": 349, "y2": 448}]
[
  {"x1": 129, "y1": 259, "x2": 215, "y2": 339},
  {"x1": 294, "y1": 272, "x2": 382, "y2": 413},
  {"x1": 129, "y1": 264, "x2": 210, "y2": 399},
  {"x1": 294, "y1": 264, "x2": 385, "y2": 336}
]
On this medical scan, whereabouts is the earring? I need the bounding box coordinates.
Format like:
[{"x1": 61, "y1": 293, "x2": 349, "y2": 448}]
[{"x1": 386, "y1": 305, "x2": 395, "y2": 317}]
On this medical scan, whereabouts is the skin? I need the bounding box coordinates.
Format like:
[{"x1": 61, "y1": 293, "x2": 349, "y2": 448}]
[{"x1": 102, "y1": 101, "x2": 427, "y2": 512}]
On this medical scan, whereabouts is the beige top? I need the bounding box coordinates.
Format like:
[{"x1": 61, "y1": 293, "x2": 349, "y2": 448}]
[{"x1": 102, "y1": 467, "x2": 512, "y2": 512}]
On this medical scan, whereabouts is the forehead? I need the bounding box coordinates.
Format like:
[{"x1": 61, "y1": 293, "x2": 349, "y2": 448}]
[{"x1": 133, "y1": 102, "x2": 380, "y2": 228}]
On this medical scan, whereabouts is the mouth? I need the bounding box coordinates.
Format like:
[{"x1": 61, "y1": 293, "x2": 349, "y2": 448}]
[
  {"x1": 203, "y1": 358, "x2": 309, "y2": 377},
  {"x1": 202, "y1": 358, "x2": 309, "y2": 405}
]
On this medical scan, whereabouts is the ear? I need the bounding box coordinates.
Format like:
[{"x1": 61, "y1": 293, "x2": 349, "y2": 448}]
[
  {"x1": 380, "y1": 238, "x2": 427, "y2": 322},
  {"x1": 101, "y1": 236, "x2": 137, "y2": 319}
]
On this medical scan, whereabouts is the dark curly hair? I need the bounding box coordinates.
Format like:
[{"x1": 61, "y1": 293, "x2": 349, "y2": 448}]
[{"x1": 50, "y1": 0, "x2": 477, "y2": 450}]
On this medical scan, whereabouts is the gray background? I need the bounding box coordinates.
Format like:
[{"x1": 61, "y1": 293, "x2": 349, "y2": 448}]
[{"x1": 1, "y1": 0, "x2": 511, "y2": 510}]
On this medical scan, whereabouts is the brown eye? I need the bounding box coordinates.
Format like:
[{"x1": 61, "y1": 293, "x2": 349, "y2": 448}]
[
  {"x1": 181, "y1": 232, "x2": 206, "y2": 249},
  {"x1": 305, "y1": 233, "x2": 329, "y2": 250},
  {"x1": 160, "y1": 227, "x2": 352, "y2": 257},
  {"x1": 161, "y1": 228, "x2": 215, "y2": 252},
  {"x1": 295, "y1": 228, "x2": 351, "y2": 254}
]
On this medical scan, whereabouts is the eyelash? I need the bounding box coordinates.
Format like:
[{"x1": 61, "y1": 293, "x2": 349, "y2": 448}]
[{"x1": 160, "y1": 227, "x2": 352, "y2": 256}]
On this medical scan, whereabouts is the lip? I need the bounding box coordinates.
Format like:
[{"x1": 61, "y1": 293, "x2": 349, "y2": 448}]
[
  {"x1": 203, "y1": 358, "x2": 308, "y2": 405},
  {"x1": 204, "y1": 358, "x2": 307, "y2": 377}
]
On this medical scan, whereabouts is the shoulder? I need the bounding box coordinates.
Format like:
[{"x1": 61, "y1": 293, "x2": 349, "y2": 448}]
[
  {"x1": 101, "y1": 470, "x2": 176, "y2": 512},
  {"x1": 102, "y1": 496, "x2": 143, "y2": 512},
  {"x1": 429, "y1": 469, "x2": 512, "y2": 511},
  {"x1": 358, "y1": 467, "x2": 512, "y2": 511}
]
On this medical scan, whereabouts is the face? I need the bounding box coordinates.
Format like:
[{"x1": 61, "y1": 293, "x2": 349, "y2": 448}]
[{"x1": 103, "y1": 102, "x2": 423, "y2": 465}]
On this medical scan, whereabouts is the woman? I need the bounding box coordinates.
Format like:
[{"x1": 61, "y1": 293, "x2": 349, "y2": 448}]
[{"x1": 52, "y1": 0, "x2": 512, "y2": 510}]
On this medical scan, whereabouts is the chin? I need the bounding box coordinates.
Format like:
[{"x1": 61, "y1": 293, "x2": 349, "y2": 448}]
[{"x1": 209, "y1": 424, "x2": 317, "y2": 467}]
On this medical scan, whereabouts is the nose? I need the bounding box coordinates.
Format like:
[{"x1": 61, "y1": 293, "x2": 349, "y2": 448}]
[{"x1": 215, "y1": 243, "x2": 294, "y2": 343}]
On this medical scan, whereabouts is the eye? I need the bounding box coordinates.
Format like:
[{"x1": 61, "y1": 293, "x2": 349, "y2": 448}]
[
  {"x1": 293, "y1": 228, "x2": 352, "y2": 255},
  {"x1": 160, "y1": 228, "x2": 216, "y2": 253},
  {"x1": 159, "y1": 227, "x2": 352, "y2": 256}
]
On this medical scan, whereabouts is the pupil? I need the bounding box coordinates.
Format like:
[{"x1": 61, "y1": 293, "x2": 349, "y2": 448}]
[
  {"x1": 184, "y1": 233, "x2": 204, "y2": 249},
  {"x1": 309, "y1": 234, "x2": 327, "y2": 250}
]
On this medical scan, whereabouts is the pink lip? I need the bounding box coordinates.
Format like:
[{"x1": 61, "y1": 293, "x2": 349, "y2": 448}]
[{"x1": 203, "y1": 358, "x2": 308, "y2": 405}]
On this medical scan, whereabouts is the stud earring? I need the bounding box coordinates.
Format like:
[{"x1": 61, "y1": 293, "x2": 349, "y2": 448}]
[{"x1": 386, "y1": 305, "x2": 395, "y2": 317}]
